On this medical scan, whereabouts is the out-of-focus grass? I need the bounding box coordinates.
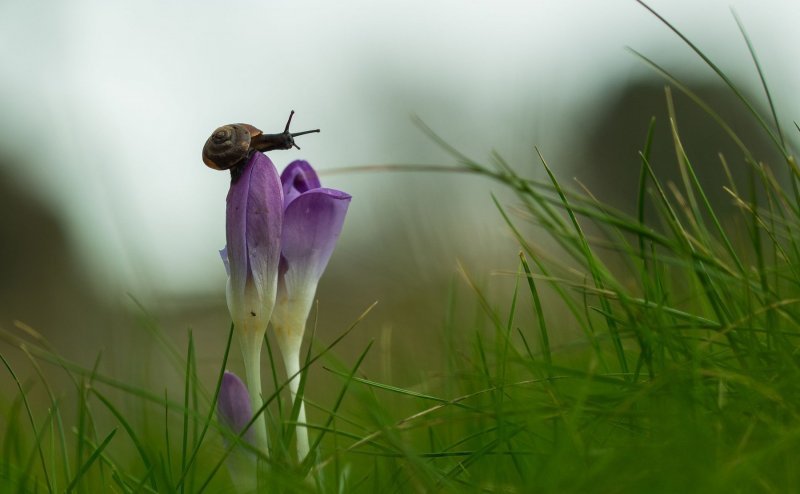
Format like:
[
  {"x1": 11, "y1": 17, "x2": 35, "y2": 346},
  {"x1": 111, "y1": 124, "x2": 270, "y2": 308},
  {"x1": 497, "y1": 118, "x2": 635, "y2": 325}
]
[{"x1": 1, "y1": 3, "x2": 799, "y2": 492}]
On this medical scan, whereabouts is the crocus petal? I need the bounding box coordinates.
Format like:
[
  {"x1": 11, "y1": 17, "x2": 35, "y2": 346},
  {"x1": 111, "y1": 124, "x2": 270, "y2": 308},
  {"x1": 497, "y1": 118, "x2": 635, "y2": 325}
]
[
  {"x1": 225, "y1": 152, "x2": 283, "y2": 327},
  {"x1": 272, "y1": 164, "x2": 350, "y2": 463},
  {"x1": 217, "y1": 371, "x2": 255, "y2": 443},
  {"x1": 280, "y1": 188, "x2": 351, "y2": 288},
  {"x1": 219, "y1": 246, "x2": 230, "y2": 276},
  {"x1": 280, "y1": 160, "x2": 321, "y2": 209}
]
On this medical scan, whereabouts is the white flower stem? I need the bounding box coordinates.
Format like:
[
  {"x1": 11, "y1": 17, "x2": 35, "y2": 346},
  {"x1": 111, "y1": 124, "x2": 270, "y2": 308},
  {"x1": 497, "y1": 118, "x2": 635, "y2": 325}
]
[
  {"x1": 283, "y1": 351, "x2": 310, "y2": 461},
  {"x1": 273, "y1": 285, "x2": 315, "y2": 463},
  {"x1": 239, "y1": 331, "x2": 270, "y2": 459}
]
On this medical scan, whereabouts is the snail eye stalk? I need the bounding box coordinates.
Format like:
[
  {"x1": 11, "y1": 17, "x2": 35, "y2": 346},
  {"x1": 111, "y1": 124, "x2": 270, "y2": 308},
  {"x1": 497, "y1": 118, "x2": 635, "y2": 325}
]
[
  {"x1": 281, "y1": 110, "x2": 321, "y2": 147},
  {"x1": 283, "y1": 110, "x2": 295, "y2": 132},
  {"x1": 250, "y1": 110, "x2": 320, "y2": 152}
]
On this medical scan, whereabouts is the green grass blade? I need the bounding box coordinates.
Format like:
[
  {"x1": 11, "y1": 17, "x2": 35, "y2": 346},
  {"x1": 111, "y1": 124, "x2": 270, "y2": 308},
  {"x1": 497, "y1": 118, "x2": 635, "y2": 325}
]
[
  {"x1": 65, "y1": 428, "x2": 117, "y2": 493},
  {"x1": 19, "y1": 345, "x2": 71, "y2": 488},
  {"x1": 628, "y1": 48, "x2": 754, "y2": 161},
  {"x1": 0, "y1": 351, "x2": 53, "y2": 493},
  {"x1": 731, "y1": 10, "x2": 786, "y2": 150},
  {"x1": 635, "y1": 0, "x2": 789, "y2": 159},
  {"x1": 303, "y1": 340, "x2": 374, "y2": 471},
  {"x1": 519, "y1": 252, "x2": 551, "y2": 368},
  {"x1": 91, "y1": 389, "x2": 156, "y2": 490},
  {"x1": 637, "y1": 116, "x2": 657, "y2": 266},
  {"x1": 491, "y1": 194, "x2": 607, "y2": 367},
  {"x1": 173, "y1": 324, "x2": 234, "y2": 491},
  {"x1": 163, "y1": 389, "x2": 172, "y2": 486},
  {"x1": 665, "y1": 87, "x2": 747, "y2": 277},
  {"x1": 536, "y1": 148, "x2": 629, "y2": 375},
  {"x1": 18, "y1": 402, "x2": 58, "y2": 494},
  {"x1": 179, "y1": 331, "x2": 194, "y2": 494}
]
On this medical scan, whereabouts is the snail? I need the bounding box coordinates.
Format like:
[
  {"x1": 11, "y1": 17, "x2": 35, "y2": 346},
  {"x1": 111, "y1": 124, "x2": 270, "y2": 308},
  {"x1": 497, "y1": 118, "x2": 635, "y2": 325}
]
[{"x1": 202, "y1": 111, "x2": 320, "y2": 172}]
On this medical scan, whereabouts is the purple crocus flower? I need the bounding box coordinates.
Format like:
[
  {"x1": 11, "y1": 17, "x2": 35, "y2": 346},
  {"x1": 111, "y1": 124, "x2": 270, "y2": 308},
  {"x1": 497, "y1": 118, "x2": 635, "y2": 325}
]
[
  {"x1": 217, "y1": 370, "x2": 257, "y2": 491},
  {"x1": 221, "y1": 151, "x2": 283, "y2": 456},
  {"x1": 224, "y1": 151, "x2": 283, "y2": 337},
  {"x1": 217, "y1": 371, "x2": 254, "y2": 444},
  {"x1": 270, "y1": 160, "x2": 351, "y2": 460}
]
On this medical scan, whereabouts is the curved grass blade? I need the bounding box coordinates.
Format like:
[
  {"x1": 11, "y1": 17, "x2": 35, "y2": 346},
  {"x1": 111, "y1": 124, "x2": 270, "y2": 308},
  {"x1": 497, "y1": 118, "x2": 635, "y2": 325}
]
[
  {"x1": 179, "y1": 331, "x2": 195, "y2": 494},
  {"x1": 91, "y1": 389, "x2": 156, "y2": 491},
  {"x1": 731, "y1": 10, "x2": 786, "y2": 150},
  {"x1": 635, "y1": 0, "x2": 789, "y2": 159},
  {"x1": 302, "y1": 341, "x2": 374, "y2": 472},
  {"x1": 173, "y1": 324, "x2": 234, "y2": 491},
  {"x1": 17, "y1": 401, "x2": 57, "y2": 494},
  {"x1": 65, "y1": 428, "x2": 117, "y2": 493},
  {"x1": 19, "y1": 344, "x2": 71, "y2": 489},
  {"x1": 519, "y1": 252, "x2": 552, "y2": 368},
  {"x1": 536, "y1": 148, "x2": 629, "y2": 375},
  {"x1": 0, "y1": 351, "x2": 53, "y2": 493}
]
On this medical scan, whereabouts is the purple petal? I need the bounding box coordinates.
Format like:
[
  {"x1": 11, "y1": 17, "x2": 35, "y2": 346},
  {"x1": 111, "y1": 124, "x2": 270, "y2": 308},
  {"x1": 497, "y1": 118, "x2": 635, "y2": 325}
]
[
  {"x1": 225, "y1": 152, "x2": 283, "y2": 317},
  {"x1": 217, "y1": 371, "x2": 254, "y2": 443},
  {"x1": 219, "y1": 246, "x2": 230, "y2": 276},
  {"x1": 281, "y1": 188, "x2": 351, "y2": 285},
  {"x1": 280, "y1": 160, "x2": 321, "y2": 209}
]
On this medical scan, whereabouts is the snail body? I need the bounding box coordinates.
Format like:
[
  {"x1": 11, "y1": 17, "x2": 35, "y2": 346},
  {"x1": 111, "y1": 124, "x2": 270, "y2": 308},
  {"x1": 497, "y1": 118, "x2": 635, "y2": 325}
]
[{"x1": 202, "y1": 111, "x2": 320, "y2": 172}]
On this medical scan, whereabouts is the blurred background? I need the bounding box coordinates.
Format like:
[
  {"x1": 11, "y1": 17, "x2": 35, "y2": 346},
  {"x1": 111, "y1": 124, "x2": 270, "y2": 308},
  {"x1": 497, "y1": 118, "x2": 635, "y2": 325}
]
[{"x1": 0, "y1": 0, "x2": 797, "y2": 389}]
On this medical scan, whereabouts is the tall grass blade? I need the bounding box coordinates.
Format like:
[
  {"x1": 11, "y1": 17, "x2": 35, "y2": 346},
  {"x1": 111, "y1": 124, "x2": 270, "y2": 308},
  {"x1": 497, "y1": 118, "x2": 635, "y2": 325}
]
[
  {"x1": 0, "y1": 352, "x2": 53, "y2": 493},
  {"x1": 65, "y1": 428, "x2": 117, "y2": 493}
]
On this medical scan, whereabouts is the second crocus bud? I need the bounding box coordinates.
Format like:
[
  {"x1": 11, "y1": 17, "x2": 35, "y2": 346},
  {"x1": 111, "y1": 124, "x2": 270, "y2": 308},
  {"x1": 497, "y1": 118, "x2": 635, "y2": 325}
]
[
  {"x1": 217, "y1": 371, "x2": 255, "y2": 445},
  {"x1": 271, "y1": 160, "x2": 351, "y2": 461},
  {"x1": 217, "y1": 370, "x2": 257, "y2": 493}
]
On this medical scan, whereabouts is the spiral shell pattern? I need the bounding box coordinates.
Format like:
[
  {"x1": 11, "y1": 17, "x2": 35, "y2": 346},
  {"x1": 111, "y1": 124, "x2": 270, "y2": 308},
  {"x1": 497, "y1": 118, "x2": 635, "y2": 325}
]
[{"x1": 202, "y1": 124, "x2": 261, "y2": 170}]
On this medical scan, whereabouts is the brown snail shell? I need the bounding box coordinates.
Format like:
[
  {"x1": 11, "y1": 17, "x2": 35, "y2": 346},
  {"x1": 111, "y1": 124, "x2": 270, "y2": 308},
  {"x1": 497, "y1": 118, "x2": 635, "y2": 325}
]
[{"x1": 202, "y1": 123, "x2": 263, "y2": 170}]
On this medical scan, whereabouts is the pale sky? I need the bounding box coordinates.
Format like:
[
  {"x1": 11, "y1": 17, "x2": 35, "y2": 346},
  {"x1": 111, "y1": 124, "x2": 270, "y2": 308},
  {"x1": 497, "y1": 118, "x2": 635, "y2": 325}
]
[{"x1": 0, "y1": 0, "x2": 797, "y2": 300}]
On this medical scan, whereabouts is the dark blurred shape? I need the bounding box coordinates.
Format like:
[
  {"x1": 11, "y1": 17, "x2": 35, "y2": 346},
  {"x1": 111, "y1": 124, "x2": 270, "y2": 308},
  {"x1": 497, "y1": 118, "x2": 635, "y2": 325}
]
[
  {"x1": 0, "y1": 156, "x2": 106, "y2": 353},
  {"x1": 575, "y1": 79, "x2": 786, "y2": 214}
]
